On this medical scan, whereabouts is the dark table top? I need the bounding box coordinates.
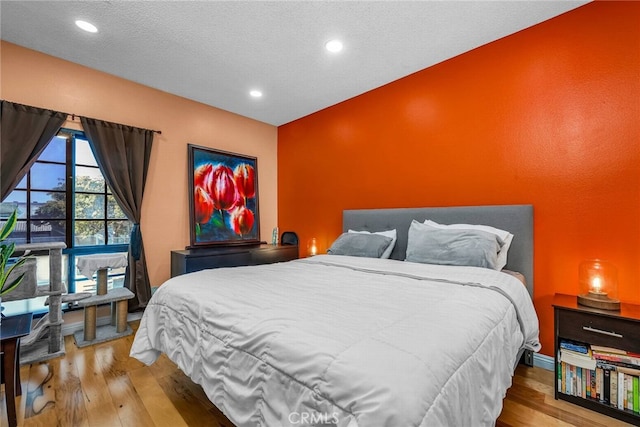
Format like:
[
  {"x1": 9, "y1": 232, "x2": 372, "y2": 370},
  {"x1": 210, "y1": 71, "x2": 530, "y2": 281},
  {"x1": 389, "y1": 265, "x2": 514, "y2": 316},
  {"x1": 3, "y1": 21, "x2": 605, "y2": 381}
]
[
  {"x1": 1, "y1": 312, "x2": 33, "y2": 341},
  {"x1": 553, "y1": 293, "x2": 640, "y2": 321}
]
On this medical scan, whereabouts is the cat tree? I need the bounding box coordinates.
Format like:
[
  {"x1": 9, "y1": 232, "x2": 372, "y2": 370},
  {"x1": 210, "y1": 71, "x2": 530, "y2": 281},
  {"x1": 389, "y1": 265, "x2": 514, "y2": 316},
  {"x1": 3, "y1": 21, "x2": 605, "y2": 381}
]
[{"x1": 4, "y1": 242, "x2": 74, "y2": 363}]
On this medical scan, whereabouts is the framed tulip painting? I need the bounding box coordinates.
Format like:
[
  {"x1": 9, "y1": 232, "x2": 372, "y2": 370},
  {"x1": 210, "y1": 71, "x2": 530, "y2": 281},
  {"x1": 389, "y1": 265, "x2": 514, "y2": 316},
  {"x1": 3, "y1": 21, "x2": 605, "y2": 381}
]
[{"x1": 188, "y1": 144, "x2": 260, "y2": 247}]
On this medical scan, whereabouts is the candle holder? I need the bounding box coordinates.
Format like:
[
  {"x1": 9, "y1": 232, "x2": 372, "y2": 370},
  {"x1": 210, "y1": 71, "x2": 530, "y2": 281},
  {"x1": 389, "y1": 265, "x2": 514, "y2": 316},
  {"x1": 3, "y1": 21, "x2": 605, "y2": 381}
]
[{"x1": 577, "y1": 259, "x2": 620, "y2": 311}]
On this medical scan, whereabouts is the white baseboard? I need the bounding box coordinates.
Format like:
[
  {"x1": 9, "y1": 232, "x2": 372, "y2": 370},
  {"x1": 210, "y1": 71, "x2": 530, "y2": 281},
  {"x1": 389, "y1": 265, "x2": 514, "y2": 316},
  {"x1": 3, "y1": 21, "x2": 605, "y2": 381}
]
[
  {"x1": 61, "y1": 311, "x2": 143, "y2": 337},
  {"x1": 533, "y1": 353, "x2": 554, "y2": 371}
]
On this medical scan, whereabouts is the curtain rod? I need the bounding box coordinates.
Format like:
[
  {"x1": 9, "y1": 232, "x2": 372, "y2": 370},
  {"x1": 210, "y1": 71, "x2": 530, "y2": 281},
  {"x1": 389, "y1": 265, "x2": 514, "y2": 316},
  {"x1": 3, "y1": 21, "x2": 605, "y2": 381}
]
[
  {"x1": 67, "y1": 113, "x2": 162, "y2": 135},
  {"x1": 2, "y1": 99, "x2": 162, "y2": 135}
]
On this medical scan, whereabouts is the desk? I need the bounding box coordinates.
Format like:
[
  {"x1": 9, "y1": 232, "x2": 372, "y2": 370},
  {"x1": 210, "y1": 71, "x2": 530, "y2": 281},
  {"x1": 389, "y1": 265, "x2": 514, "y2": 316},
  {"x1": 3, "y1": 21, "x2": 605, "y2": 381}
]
[{"x1": 1, "y1": 312, "x2": 33, "y2": 427}]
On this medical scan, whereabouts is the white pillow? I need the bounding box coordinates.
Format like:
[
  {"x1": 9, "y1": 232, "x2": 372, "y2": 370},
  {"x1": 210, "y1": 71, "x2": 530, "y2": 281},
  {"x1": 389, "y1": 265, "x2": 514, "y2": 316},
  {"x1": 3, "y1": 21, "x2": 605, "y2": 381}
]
[
  {"x1": 348, "y1": 229, "x2": 397, "y2": 259},
  {"x1": 423, "y1": 220, "x2": 513, "y2": 270}
]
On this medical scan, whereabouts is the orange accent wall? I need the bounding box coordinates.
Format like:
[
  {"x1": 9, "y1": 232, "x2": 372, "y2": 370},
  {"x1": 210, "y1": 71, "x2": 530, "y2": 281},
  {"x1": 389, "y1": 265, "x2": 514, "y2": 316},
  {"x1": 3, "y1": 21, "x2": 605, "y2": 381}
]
[
  {"x1": 1, "y1": 41, "x2": 278, "y2": 288},
  {"x1": 278, "y1": 1, "x2": 640, "y2": 357}
]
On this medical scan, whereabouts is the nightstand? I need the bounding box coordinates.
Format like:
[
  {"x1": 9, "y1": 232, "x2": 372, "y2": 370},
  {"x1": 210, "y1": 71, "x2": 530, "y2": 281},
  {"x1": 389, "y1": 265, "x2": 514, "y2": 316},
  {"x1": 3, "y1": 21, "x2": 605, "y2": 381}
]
[{"x1": 553, "y1": 293, "x2": 640, "y2": 425}]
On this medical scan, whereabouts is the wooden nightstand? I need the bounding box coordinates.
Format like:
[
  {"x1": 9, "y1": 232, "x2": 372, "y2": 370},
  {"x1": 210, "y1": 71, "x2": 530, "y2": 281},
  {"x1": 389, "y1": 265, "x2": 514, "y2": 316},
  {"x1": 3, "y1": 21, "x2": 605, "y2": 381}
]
[{"x1": 553, "y1": 293, "x2": 640, "y2": 425}]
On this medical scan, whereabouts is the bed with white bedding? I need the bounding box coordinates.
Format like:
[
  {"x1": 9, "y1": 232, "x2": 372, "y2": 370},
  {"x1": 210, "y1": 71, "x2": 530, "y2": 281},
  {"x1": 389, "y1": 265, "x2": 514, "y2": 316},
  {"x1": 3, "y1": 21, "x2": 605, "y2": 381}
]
[{"x1": 130, "y1": 205, "x2": 541, "y2": 427}]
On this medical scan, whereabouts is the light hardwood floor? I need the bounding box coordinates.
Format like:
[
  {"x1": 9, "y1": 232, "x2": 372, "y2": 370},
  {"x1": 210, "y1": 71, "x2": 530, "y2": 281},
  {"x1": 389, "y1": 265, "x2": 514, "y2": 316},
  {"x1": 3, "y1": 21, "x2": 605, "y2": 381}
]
[{"x1": 1, "y1": 321, "x2": 634, "y2": 427}]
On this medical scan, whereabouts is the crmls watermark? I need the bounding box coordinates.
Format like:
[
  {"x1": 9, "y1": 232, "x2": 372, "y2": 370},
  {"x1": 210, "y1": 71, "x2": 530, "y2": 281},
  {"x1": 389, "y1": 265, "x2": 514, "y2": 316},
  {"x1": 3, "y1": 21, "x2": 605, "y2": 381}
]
[{"x1": 288, "y1": 411, "x2": 339, "y2": 426}]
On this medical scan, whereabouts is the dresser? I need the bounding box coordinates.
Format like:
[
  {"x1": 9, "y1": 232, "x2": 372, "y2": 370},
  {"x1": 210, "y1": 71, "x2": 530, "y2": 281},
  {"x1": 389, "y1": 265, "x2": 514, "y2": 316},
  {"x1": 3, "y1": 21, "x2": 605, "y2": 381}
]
[{"x1": 171, "y1": 244, "x2": 299, "y2": 277}]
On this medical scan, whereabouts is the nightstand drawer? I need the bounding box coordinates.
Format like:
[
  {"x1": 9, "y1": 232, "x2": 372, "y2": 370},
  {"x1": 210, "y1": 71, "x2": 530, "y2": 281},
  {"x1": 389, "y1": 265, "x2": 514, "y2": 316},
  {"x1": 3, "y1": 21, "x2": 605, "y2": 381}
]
[{"x1": 557, "y1": 308, "x2": 640, "y2": 353}]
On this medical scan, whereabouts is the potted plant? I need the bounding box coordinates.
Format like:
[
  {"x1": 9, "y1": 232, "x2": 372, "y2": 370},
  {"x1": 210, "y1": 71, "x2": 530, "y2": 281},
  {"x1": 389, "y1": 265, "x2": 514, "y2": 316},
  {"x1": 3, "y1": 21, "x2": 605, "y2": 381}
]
[{"x1": 0, "y1": 210, "x2": 27, "y2": 297}]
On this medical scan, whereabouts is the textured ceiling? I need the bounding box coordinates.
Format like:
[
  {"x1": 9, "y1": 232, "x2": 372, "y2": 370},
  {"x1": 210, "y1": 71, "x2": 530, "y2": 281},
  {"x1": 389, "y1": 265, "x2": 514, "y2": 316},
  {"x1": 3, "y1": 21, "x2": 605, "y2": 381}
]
[{"x1": 0, "y1": 1, "x2": 589, "y2": 126}]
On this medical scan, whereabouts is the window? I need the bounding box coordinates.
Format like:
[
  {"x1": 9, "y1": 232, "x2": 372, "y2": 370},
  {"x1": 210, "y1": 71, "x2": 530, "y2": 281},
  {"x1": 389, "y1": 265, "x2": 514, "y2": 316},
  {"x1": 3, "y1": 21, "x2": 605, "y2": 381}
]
[
  {"x1": 3, "y1": 134, "x2": 67, "y2": 244},
  {"x1": 73, "y1": 137, "x2": 131, "y2": 247},
  {"x1": 1, "y1": 129, "x2": 130, "y2": 304}
]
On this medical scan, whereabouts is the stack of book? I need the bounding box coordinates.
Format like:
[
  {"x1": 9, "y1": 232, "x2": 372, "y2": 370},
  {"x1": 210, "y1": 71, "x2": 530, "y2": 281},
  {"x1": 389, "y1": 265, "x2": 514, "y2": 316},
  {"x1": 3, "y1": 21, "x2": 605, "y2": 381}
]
[{"x1": 558, "y1": 339, "x2": 640, "y2": 413}]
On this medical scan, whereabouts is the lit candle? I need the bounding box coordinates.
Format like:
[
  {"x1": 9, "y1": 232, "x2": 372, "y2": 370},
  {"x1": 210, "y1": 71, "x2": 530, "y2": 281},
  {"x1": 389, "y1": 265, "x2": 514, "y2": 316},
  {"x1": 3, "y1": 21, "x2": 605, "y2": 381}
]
[
  {"x1": 309, "y1": 238, "x2": 317, "y2": 256},
  {"x1": 591, "y1": 276, "x2": 603, "y2": 294}
]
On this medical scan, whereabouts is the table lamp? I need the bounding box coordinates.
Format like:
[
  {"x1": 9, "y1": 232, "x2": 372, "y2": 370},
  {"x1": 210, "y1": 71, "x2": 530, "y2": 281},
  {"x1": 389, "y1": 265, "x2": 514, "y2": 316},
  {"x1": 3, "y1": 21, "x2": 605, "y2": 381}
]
[{"x1": 577, "y1": 259, "x2": 620, "y2": 310}]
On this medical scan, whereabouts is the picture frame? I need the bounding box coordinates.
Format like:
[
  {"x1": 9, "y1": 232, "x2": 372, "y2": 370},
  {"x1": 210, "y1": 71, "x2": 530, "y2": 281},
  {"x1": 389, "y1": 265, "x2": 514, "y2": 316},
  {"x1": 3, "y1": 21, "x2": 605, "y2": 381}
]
[{"x1": 188, "y1": 144, "x2": 260, "y2": 247}]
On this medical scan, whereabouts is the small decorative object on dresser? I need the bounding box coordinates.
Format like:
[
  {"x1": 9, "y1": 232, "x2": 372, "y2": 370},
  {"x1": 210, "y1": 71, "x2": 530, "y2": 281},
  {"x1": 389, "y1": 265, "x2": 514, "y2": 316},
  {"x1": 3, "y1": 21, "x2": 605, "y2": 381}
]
[
  {"x1": 553, "y1": 293, "x2": 640, "y2": 425},
  {"x1": 280, "y1": 231, "x2": 298, "y2": 246}
]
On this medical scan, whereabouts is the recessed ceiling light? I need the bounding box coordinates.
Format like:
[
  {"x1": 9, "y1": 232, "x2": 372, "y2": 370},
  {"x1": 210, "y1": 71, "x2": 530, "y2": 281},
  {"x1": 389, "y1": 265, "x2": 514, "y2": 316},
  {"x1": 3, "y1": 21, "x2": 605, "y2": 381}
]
[
  {"x1": 75, "y1": 20, "x2": 98, "y2": 33},
  {"x1": 249, "y1": 90, "x2": 263, "y2": 98},
  {"x1": 325, "y1": 39, "x2": 343, "y2": 53}
]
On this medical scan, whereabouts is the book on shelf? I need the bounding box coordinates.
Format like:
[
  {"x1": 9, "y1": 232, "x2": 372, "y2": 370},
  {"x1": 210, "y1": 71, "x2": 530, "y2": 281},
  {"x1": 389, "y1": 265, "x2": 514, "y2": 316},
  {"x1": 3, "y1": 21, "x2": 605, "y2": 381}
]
[
  {"x1": 624, "y1": 374, "x2": 634, "y2": 411},
  {"x1": 618, "y1": 371, "x2": 625, "y2": 410},
  {"x1": 633, "y1": 377, "x2": 640, "y2": 413},
  {"x1": 558, "y1": 339, "x2": 640, "y2": 414},
  {"x1": 558, "y1": 362, "x2": 640, "y2": 413},
  {"x1": 617, "y1": 366, "x2": 640, "y2": 377},
  {"x1": 596, "y1": 367, "x2": 602, "y2": 401},
  {"x1": 560, "y1": 347, "x2": 596, "y2": 370},
  {"x1": 611, "y1": 369, "x2": 618, "y2": 408},
  {"x1": 561, "y1": 339, "x2": 590, "y2": 354},
  {"x1": 615, "y1": 369, "x2": 640, "y2": 413},
  {"x1": 604, "y1": 368, "x2": 611, "y2": 405},
  {"x1": 593, "y1": 351, "x2": 640, "y2": 367},
  {"x1": 592, "y1": 345, "x2": 640, "y2": 358}
]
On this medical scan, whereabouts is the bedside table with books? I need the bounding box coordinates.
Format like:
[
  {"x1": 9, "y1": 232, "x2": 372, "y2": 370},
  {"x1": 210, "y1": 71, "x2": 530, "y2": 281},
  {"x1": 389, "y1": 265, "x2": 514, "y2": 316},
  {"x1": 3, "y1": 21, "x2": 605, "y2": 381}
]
[{"x1": 553, "y1": 293, "x2": 640, "y2": 425}]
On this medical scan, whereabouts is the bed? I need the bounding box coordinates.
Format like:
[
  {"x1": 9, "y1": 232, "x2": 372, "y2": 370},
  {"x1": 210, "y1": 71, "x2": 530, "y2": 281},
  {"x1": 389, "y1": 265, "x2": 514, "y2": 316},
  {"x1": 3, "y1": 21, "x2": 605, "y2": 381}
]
[{"x1": 130, "y1": 204, "x2": 540, "y2": 426}]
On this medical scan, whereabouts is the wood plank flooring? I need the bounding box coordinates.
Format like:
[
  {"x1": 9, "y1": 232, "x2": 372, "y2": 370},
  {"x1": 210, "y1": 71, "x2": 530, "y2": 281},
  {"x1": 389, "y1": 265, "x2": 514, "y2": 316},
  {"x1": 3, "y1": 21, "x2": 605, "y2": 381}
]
[{"x1": 1, "y1": 321, "x2": 634, "y2": 427}]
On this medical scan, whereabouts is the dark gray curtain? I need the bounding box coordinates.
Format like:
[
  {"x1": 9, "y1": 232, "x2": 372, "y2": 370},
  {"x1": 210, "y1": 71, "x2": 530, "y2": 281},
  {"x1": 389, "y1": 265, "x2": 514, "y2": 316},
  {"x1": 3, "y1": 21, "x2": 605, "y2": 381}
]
[
  {"x1": 80, "y1": 117, "x2": 154, "y2": 311},
  {"x1": 0, "y1": 101, "x2": 66, "y2": 200}
]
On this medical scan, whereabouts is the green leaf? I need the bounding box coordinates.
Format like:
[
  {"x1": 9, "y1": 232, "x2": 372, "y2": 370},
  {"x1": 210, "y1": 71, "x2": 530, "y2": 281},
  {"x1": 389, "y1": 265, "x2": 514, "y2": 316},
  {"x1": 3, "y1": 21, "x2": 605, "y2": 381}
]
[
  {"x1": 4, "y1": 242, "x2": 16, "y2": 257},
  {"x1": 9, "y1": 256, "x2": 26, "y2": 270},
  {"x1": 0, "y1": 256, "x2": 27, "y2": 292},
  {"x1": 0, "y1": 210, "x2": 18, "y2": 241},
  {"x1": 0, "y1": 273, "x2": 25, "y2": 296},
  {"x1": 0, "y1": 209, "x2": 29, "y2": 296},
  {"x1": 0, "y1": 243, "x2": 13, "y2": 264}
]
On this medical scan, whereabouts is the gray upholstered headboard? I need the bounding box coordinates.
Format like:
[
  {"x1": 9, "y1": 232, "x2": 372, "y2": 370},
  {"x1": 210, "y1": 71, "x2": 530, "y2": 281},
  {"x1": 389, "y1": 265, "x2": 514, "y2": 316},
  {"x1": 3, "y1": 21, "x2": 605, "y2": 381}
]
[{"x1": 343, "y1": 205, "x2": 534, "y2": 296}]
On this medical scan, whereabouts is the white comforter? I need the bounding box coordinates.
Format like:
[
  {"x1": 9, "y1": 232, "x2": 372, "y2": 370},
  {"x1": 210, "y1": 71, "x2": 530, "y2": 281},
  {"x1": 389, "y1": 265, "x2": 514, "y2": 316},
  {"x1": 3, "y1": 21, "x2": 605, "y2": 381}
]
[{"x1": 130, "y1": 255, "x2": 540, "y2": 427}]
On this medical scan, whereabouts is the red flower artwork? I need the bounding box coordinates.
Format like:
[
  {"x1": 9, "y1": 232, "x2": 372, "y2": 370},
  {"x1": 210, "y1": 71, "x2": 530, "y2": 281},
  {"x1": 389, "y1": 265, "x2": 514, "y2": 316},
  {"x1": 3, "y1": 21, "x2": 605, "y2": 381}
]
[
  {"x1": 194, "y1": 186, "x2": 214, "y2": 225},
  {"x1": 234, "y1": 163, "x2": 255, "y2": 202},
  {"x1": 189, "y1": 145, "x2": 259, "y2": 246},
  {"x1": 210, "y1": 165, "x2": 238, "y2": 211},
  {"x1": 194, "y1": 163, "x2": 213, "y2": 191},
  {"x1": 230, "y1": 205, "x2": 255, "y2": 236}
]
